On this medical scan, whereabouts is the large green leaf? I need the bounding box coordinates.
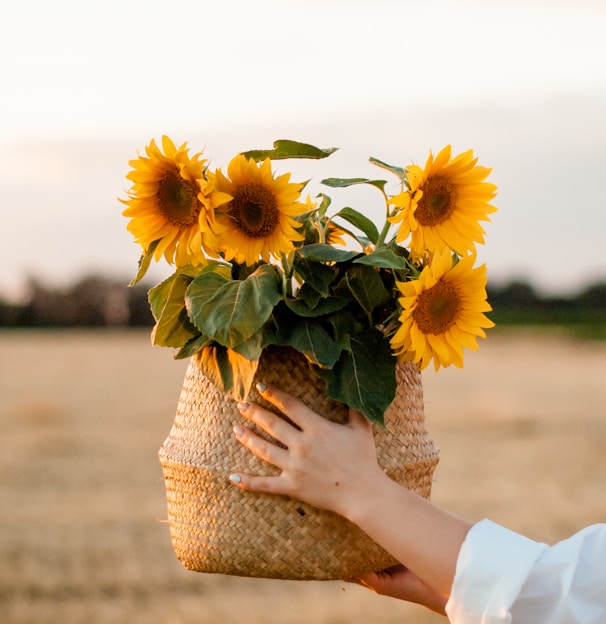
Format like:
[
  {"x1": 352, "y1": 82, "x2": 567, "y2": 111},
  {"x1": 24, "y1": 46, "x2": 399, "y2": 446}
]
[
  {"x1": 316, "y1": 330, "x2": 397, "y2": 425},
  {"x1": 354, "y1": 247, "x2": 409, "y2": 269},
  {"x1": 345, "y1": 264, "x2": 390, "y2": 319},
  {"x1": 185, "y1": 265, "x2": 282, "y2": 347},
  {"x1": 241, "y1": 140, "x2": 338, "y2": 161},
  {"x1": 333, "y1": 207, "x2": 379, "y2": 244},
  {"x1": 148, "y1": 272, "x2": 199, "y2": 348}
]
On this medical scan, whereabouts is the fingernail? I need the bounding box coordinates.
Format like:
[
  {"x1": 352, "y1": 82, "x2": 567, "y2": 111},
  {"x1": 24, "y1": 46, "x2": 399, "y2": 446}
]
[
  {"x1": 233, "y1": 425, "x2": 245, "y2": 437},
  {"x1": 256, "y1": 382, "x2": 267, "y2": 393},
  {"x1": 229, "y1": 474, "x2": 241, "y2": 484},
  {"x1": 237, "y1": 401, "x2": 249, "y2": 412}
]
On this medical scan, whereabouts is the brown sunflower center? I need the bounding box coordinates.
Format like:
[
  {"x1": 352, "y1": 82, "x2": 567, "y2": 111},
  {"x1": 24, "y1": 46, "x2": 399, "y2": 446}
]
[
  {"x1": 229, "y1": 183, "x2": 279, "y2": 238},
  {"x1": 156, "y1": 170, "x2": 201, "y2": 226},
  {"x1": 413, "y1": 280, "x2": 460, "y2": 334},
  {"x1": 415, "y1": 175, "x2": 457, "y2": 226}
]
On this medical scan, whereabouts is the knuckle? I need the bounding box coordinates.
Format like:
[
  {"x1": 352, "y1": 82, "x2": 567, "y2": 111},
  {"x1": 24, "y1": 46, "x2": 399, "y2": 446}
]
[
  {"x1": 253, "y1": 409, "x2": 273, "y2": 429},
  {"x1": 254, "y1": 438, "x2": 270, "y2": 456},
  {"x1": 289, "y1": 438, "x2": 309, "y2": 458},
  {"x1": 263, "y1": 385, "x2": 292, "y2": 410}
]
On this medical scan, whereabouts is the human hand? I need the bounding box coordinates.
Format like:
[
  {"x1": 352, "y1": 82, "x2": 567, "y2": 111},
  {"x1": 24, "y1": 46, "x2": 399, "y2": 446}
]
[
  {"x1": 230, "y1": 382, "x2": 470, "y2": 600},
  {"x1": 229, "y1": 382, "x2": 388, "y2": 519},
  {"x1": 353, "y1": 564, "x2": 448, "y2": 615}
]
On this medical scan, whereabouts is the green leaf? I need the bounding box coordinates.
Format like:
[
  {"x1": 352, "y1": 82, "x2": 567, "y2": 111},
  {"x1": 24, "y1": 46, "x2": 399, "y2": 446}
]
[
  {"x1": 316, "y1": 329, "x2": 397, "y2": 425},
  {"x1": 345, "y1": 265, "x2": 390, "y2": 319},
  {"x1": 293, "y1": 254, "x2": 339, "y2": 297},
  {"x1": 197, "y1": 345, "x2": 233, "y2": 393},
  {"x1": 227, "y1": 348, "x2": 260, "y2": 401},
  {"x1": 354, "y1": 247, "x2": 409, "y2": 269},
  {"x1": 295, "y1": 282, "x2": 322, "y2": 309},
  {"x1": 298, "y1": 243, "x2": 359, "y2": 263},
  {"x1": 325, "y1": 309, "x2": 361, "y2": 352},
  {"x1": 317, "y1": 193, "x2": 332, "y2": 218},
  {"x1": 231, "y1": 331, "x2": 265, "y2": 360},
  {"x1": 128, "y1": 240, "x2": 160, "y2": 286},
  {"x1": 333, "y1": 207, "x2": 379, "y2": 244},
  {"x1": 285, "y1": 295, "x2": 349, "y2": 318},
  {"x1": 148, "y1": 272, "x2": 199, "y2": 348},
  {"x1": 369, "y1": 156, "x2": 407, "y2": 183},
  {"x1": 325, "y1": 221, "x2": 371, "y2": 250},
  {"x1": 192, "y1": 341, "x2": 260, "y2": 401},
  {"x1": 273, "y1": 309, "x2": 341, "y2": 368},
  {"x1": 321, "y1": 177, "x2": 387, "y2": 193},
  {"x1": 286, "y1": 320, "x2": 341, "y2": 368},
  {"x1": 185, "y1": 264, "x2": 282, "y2": 348},
  {"x1": 241, "y1": 140, "x2": 338, "y2": 161},
  {"x1": 173, "y1": 334, "x2": 213, "y2": 359}
]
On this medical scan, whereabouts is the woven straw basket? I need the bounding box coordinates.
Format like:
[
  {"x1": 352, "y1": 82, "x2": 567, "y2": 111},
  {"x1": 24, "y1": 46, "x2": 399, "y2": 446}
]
[{"x1": 159, "y1": 345, "x2": 439, "y2": 580}]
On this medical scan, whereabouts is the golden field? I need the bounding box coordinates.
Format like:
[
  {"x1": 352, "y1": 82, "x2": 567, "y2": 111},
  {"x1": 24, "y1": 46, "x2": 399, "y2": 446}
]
[{"x1": 1, "y1": 328, "x2": 605, "y2": 623}]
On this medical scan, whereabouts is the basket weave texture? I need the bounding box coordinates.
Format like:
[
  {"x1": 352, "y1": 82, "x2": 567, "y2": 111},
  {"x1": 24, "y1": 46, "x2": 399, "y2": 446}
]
[{"x1": 159, "y1": 345, "x2": 439, "y2": 580}]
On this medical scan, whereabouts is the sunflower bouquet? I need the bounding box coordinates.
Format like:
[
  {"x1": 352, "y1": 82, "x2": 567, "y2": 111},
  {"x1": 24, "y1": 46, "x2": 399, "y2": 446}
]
[{"x1": 121, "y1": 138, "x2": 496, "y2": 426}]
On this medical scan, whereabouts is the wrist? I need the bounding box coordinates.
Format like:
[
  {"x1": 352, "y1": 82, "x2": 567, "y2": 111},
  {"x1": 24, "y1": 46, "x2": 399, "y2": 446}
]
[{"x1": 336, "y1": 467, "x2": 400, "y2": 527}]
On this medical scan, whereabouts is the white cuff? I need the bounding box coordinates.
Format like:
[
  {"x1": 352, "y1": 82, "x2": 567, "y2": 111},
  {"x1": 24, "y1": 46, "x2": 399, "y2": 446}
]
[{"x1": 445, "y1": 519, "x2": 547, "y2": 624}]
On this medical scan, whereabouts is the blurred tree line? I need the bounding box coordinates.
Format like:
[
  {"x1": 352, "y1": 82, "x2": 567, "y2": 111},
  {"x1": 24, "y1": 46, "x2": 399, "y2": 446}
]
[
  {"x1": 486, "y1": 279, "x2": 606, "y2": 338},
  {"x1": 0, "y1": 274, "x2": 604, "y2": 333},
  {"x1": 0, "y1": 275, "x2": 154, "y2": 327}
]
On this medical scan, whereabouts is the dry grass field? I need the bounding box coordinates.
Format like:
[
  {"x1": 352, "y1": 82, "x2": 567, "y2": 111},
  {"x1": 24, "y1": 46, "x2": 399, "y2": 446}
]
[{"x1": 1, "y1": 328, "x2": 605, "y2": 623}]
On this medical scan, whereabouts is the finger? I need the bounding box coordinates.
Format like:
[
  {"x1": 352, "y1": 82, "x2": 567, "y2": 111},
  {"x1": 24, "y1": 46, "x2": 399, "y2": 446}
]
[
  {"x1": 237, "y1": 400, "x2": 299, "y2": 445},
  {"x1": 233, "y1": 423, "x2": 289, "y2": 468},
  {"x1": 351, "y1": 571, "x2": 380, "y2": 589},
  {"x1": 228, "y1": 472, "x2": 289, "y2": 496},
  {"x1": 255, "y1": 382, "x2": 322, "y2": 430}
]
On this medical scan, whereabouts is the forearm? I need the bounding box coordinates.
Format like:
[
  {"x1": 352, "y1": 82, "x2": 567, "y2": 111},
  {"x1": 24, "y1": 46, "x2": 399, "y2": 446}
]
[{"x1": 342, "y1": 470, "x2": 472, "y2": 596}]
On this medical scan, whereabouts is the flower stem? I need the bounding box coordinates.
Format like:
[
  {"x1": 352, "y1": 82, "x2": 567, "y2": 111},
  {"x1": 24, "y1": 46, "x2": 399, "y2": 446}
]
[
  {"x1": 280, "y1": 253, "x2": 294, "y2": 296},
  {"x1": 375, "y1": 218, "x2": 392, "y2": 248}
]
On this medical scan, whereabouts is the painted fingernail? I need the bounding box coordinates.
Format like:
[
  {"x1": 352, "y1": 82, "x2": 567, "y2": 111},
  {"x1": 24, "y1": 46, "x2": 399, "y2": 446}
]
[
  {"x1": 229, "y1": 474, "x2": 241, "y2": 484},
  {"x1": 237, "y1": 401, "x2": 249, "y2": 412},
  {"x1": 233, "y1": 425, "x2": 245, "y2": 437},
  {"x1": 256, "y1": 382, "x2": 267, "y2": 393}
]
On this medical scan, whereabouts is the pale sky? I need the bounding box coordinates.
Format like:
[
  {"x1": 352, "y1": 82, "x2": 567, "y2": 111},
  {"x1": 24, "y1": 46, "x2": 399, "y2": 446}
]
[{"x1": 2, "y1": 0, "x2": 606, "y2": 299}]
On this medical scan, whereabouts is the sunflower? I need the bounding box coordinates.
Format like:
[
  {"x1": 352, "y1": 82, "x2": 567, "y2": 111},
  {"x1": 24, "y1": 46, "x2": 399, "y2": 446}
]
[
  {"x1": 210, "y1": 154, "x2": 306, "y2": 265},
  {"x1": 121, "y1": 136, "x2": 226, "y2": 267},
  {"x1": 390, "y1": 249, "x2": 494, "y2": 371},
  {"x1": 389, "y1": 145, "x2": 497, "y2": 259}
]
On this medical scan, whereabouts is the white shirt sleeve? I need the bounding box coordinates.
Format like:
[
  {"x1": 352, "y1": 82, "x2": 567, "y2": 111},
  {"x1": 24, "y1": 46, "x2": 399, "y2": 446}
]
[{"x1": 445, "y1": 519, "x2": 606, "y2": 623}]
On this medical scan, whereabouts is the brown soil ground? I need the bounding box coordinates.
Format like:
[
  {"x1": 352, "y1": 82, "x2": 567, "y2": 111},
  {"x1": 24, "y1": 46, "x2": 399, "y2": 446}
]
[{"x1": 1, "y1": 328, "x2": 605, "y2": 623}]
